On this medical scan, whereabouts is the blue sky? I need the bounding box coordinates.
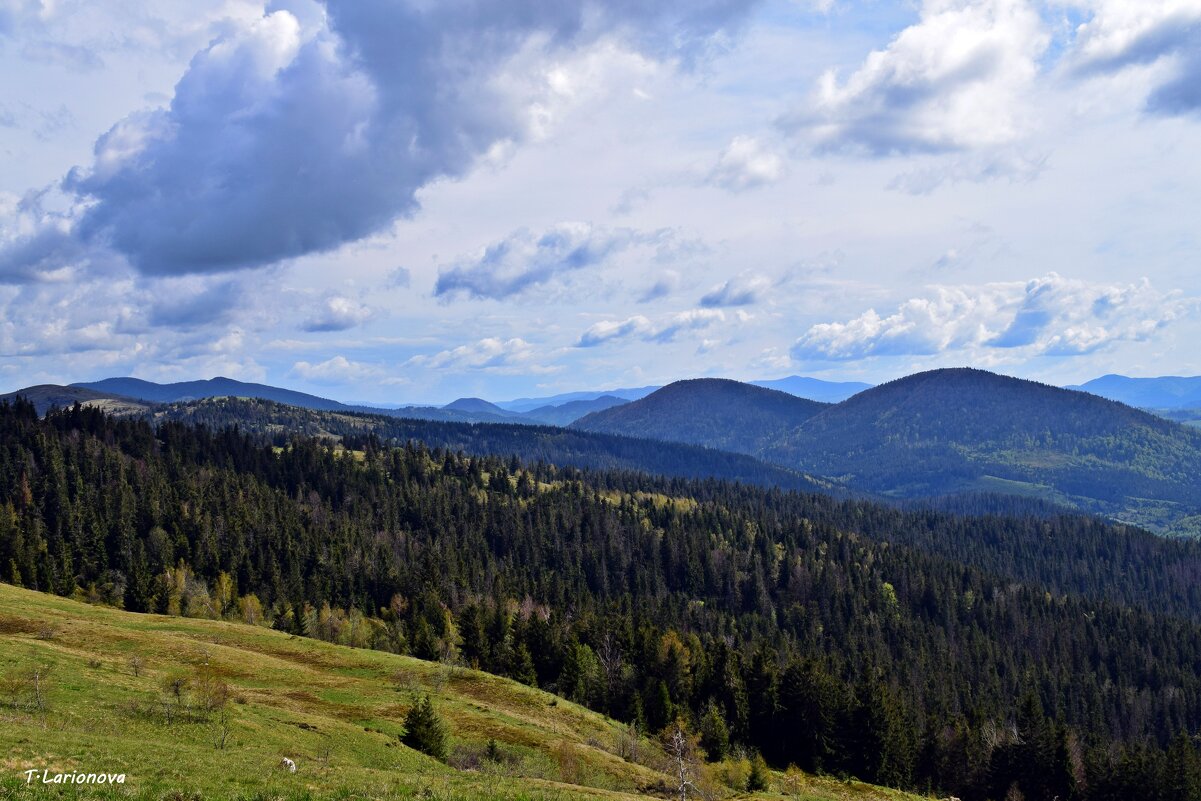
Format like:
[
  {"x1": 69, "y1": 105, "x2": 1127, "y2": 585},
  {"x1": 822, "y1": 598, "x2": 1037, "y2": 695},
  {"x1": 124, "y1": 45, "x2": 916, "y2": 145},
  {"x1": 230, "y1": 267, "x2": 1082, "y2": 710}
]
[{"x1": 1, "y1": 0, "x2": 1199, "y2": 404}]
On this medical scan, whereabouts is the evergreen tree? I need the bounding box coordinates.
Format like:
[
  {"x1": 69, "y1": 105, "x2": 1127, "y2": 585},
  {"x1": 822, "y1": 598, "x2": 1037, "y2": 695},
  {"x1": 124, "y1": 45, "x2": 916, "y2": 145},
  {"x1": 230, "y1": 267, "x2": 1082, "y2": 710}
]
[
  {"x1": 698, "y1": 699, "x2": 730, "y2": 762},
  {"x1": 402, "y1": 695, "x2": 448, "y2": 761}
]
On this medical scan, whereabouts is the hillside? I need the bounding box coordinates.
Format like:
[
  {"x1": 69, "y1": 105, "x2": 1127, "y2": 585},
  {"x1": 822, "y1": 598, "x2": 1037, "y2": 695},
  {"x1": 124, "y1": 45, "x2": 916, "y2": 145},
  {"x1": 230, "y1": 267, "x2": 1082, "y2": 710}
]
[
  {"x1": 765, "y1": 368, "x2": 1201, "y2": 534},
  {"x1": 0, "y1": 384, "x2": 149, "y2": 416},
  {"x1": 0, "y1": 585, "x2": 931, "y2": 801},
  {"x1": 572, "y1": 379, "x2": 828, "y2": 455}
]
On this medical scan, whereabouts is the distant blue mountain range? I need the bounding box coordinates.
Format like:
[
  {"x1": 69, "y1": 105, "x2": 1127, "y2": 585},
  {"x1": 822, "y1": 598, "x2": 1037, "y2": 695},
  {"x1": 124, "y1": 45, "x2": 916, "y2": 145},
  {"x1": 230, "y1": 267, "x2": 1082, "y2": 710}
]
[{"x1": 1066, "y1": 375, "x2": 1201, "y2": 409}]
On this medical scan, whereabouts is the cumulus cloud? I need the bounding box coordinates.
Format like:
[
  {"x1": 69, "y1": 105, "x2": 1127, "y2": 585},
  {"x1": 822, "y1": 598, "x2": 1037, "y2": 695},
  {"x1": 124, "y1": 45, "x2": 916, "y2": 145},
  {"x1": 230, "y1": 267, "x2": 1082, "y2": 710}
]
[
  {"x1": 1068, "y1": 1, "x2": 1201, "y2": 115},
  {"x1": 0, "y1": 1, "x2": 759, "y2": 278},
  {"x1": 782, "y1": 0, "x2": 1049, "y2": 154},
  {"x1": 289, "y1": 354, "x2": 381, "y2": 383},
  {"x1": 576, "y1": 308, "x2": 725, "y2": 347},
  {"x1": 435, "y1": 223, "x2": 650, "y2": 300},
  {"x1": 700, "y1": 273, "x2": 770, "y2": 307},
  {"x1": 792, "y1": 273, "x2": 1193, "y2": 360},
  {"x1": 404, "y1": 336, "x2": 537, "y2": 371},
  {"x1": 707, "y1": 135, "x2": 786, "y2": 191},
  {"x1": 576, "y1": 315, "x2": 653, "y2": 347},
  {"x1": 301, "y1": 295, "x2": 375, "y2": 332}
]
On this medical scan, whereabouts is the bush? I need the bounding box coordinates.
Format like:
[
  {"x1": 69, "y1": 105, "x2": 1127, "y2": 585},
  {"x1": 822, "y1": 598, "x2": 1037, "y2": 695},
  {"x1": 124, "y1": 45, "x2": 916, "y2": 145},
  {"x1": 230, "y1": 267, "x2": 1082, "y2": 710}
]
[{"x1": 402, "y1": 695, "x2": 448, "y2": 761}]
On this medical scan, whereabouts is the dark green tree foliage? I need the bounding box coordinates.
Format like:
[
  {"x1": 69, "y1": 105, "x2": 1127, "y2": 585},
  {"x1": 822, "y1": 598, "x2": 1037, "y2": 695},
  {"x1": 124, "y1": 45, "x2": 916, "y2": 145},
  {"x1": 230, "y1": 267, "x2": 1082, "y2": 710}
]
[
  {"x1": 698, "y1": 699, "x2": 730, "y2": 762},
  {"x1": 746, "y1": 754, "x2": 770, "y2": 792},
  {"x1": 402, "y1": 695, "x2": 448, "y2": 761},
  {"x1": 9, "y1": 400, "x2": 1201, "y2": 798}
]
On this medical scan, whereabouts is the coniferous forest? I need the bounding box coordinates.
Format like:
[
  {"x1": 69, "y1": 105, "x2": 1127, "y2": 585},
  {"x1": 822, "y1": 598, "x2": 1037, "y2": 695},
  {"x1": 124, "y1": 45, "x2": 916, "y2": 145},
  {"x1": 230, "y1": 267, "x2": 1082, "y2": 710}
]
[{"x1": 7, "y1": 398, "x2": 1201, "y2": 799}]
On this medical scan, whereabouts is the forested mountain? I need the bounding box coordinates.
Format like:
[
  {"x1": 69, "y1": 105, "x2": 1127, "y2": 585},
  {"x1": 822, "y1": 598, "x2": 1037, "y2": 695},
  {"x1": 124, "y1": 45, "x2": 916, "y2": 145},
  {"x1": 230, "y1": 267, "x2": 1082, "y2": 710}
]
[
  {"x1": 6, "y1": 399, "x2": 1201, "y2": 799},
  {"x1": 442, "y1": 397, "x2": 522, "y2": 417},
  {"x1": 564, "y1": 369, "x2": 1201, "y2": 535},
  {"x1": 73, "y1": 375, "x2": 358, "y2": 411},
  {"x1": 0, "y1": 384, "x2": 149, "y2": 416},
  {"x1": 572, "y1": 379, "x2": 829, "y2": 455},
  {"x1": 764, "y1": 368, "x2": 1201, "y2": 534}
]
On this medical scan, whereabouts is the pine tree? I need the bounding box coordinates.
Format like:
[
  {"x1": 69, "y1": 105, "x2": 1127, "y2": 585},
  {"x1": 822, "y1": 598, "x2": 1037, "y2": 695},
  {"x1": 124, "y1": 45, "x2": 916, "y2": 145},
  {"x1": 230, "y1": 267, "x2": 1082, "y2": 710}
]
[{"x1": 402, "y1": 695, "x2": 448, "y2": 761}]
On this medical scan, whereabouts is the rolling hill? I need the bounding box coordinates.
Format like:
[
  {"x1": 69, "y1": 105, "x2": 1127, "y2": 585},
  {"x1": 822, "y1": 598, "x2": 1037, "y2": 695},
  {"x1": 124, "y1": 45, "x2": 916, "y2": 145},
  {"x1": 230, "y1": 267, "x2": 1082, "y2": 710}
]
[
  {"x1": 0, "y1": 584, "x2": 929, "y2": 801},
  {"x1": 571, "y1": 378, "x2": 829, "y2": 455}
]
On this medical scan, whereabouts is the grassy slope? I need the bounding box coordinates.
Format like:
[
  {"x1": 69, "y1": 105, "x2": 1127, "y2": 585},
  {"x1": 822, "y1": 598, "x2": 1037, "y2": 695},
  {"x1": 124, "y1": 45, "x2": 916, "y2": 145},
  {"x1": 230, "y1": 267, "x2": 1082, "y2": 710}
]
[{"x1": 0, "y1": 585, "x2": 926, "y2": 801}]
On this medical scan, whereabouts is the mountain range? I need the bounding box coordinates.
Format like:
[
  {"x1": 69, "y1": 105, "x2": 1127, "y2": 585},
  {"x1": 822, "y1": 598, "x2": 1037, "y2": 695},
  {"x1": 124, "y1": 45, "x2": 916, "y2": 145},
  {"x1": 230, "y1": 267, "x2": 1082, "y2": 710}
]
[
  {"x1": 8, "y1": 369, "x2": 1201, "y2": 534},
  {"x1": 1068, "y1": 374, "x2": 1201, "y2": 409},
  {"x1": 573, "y1": 369, "x2": 1201, "y2": 534}
]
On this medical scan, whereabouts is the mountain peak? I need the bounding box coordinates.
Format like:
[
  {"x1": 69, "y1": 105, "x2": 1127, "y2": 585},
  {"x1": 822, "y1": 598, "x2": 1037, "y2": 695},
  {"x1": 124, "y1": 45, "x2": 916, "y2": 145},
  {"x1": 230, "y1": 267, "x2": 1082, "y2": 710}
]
[
  {"x1": 443, "y1": 397, "x2": 509, "y2": 414},
  {"x1": 573, "y1": 377, "x2": 828, "y2": 455}
]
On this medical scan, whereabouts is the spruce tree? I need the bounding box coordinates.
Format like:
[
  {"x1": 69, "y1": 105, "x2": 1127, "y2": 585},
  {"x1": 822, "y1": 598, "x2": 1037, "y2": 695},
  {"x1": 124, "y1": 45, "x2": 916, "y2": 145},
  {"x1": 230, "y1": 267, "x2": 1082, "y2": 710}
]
[{"x1": 402, "y1": 695, "x2": 448, "y2": 761}]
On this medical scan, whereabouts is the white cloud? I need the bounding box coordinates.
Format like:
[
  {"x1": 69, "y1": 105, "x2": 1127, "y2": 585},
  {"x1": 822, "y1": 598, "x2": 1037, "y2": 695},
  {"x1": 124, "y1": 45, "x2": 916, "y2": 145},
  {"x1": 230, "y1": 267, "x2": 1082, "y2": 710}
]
[
  {"x1": 1067, "y1": 0, "x2": 1201, "y2": 115},
  {"x1": 405, "y1": 337, "x2": 537, "y2": 372},
  {"x1": 700, "y1": 273, "x2": 771, "y2": 307},
  {"x1": 435, "y1": 223, "x2": 654, "y2": 301},
  {"x1": 576, "y1": 308, "x2": 725, "y2": 347},
  {"x1": 792, "y1": 273, "x2": 1194, "y2": 360},
  {"x1": 301, "y1": 295, "x2": 375, "y2": 332},
  {"x1": 289, "y1": 355, "x2": 381, "y2": 384},
  {"x1": 707, "y1": 135, "x2": 786, "y2": 191},
  {"x1": 783, "y1": 0, "x2": 1050, "y2": 154}
]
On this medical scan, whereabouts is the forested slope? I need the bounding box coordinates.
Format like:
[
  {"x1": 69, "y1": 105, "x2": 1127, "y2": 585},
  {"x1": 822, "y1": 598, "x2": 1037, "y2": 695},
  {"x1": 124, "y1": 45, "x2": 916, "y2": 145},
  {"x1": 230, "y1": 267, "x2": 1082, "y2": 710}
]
[{"x1": 3, "y1": 400, "x2": 1201, "y2": 799}]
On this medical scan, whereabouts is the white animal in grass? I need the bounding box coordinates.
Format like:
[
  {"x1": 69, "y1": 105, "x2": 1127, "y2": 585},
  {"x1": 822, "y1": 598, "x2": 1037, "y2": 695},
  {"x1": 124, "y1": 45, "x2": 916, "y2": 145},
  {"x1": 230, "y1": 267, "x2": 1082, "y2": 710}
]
[{"x1": 281, "y1": 757, "x2": 296, "y2": 773}]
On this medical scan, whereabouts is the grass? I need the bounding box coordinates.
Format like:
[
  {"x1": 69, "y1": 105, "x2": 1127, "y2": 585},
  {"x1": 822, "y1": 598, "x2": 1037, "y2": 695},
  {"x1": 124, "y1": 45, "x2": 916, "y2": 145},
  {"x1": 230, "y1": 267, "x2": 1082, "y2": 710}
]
[{"x1": 0, "y1": 584, "x2": 931, "y2": 801}]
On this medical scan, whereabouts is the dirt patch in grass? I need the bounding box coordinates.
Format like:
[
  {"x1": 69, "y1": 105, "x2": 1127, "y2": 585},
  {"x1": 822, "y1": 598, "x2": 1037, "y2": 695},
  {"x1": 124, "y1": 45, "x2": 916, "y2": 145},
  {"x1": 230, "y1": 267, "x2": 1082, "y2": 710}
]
[
  {"x1": 0, "y1": 615, "x2": 39, "y2": 635},
  {"x1": 273, "y1": 689, "x2": 372, "y2": 720}
]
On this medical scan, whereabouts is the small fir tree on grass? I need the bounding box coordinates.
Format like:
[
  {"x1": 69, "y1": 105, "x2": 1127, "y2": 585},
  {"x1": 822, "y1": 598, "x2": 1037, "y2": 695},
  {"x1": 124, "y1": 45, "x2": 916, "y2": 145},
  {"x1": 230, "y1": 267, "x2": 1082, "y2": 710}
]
[{"x1": 402, "y1": 694, "x2": 448, "y2": 761}]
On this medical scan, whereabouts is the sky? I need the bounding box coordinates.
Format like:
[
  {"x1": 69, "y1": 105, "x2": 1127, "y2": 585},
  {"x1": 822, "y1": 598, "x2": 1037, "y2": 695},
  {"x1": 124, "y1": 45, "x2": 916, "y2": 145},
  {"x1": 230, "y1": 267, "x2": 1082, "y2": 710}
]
[{"x1": 1, "y1": 0, "x2": 1199, "y2": 404}]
